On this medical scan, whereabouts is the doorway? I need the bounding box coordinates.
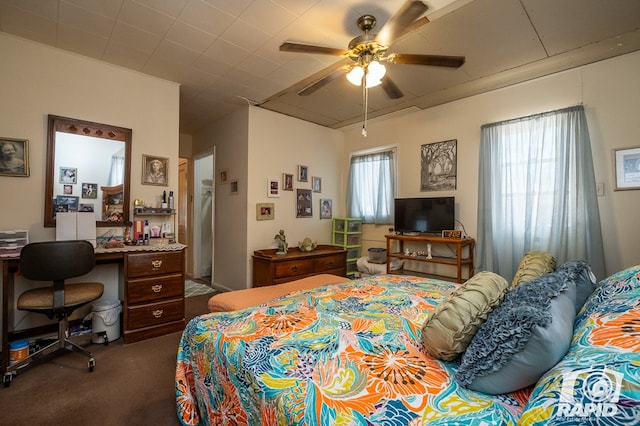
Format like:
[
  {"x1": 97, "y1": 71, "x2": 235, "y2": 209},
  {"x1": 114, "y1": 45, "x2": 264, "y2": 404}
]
[{"x1": 193, "y1": 153, "x2": 214, "y2": 280}]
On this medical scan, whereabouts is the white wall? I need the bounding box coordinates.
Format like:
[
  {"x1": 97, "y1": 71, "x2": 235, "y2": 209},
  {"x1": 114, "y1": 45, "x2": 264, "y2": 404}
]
[
  {"x1": 342, "y1": 51, "x2": 640, "y2": 278},
  {"x1": 192, "y1": 106, "x2": 343, "y2": 290},
  {"x1": 246, "y1": 107, "x2": 344, "y2": 284},
  {"x1": 0, "y1": 33, "x2": 180, "y2": 330}
]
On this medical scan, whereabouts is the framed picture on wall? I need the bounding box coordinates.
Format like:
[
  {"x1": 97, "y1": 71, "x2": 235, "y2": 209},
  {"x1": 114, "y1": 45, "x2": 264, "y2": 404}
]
[
  {"x1": 298, "y1": 165, "x2": 308, "y2": 182},
  {"x1": 320, "y1": 199, "x2": 332, "y2": 219},
  {"x1": 283, "y1": 173, "x2": 293, "y2": 190},
  {"x1": 82, "y1": 182, "x2": 98, "y2": 198},
  {"x1": 296, "y1": 189, "x2": 312, "y2": 218},
  {"x1": 614, "y1": 146, "x2": 640, "y2": 190},
  {"x1": 60, "y1": 167, "x2": 77, "y2": 184},
  {"x1": 312, "y1": 176, "x2": 321, "y2": 192},
  {"x1": 0, "y1": 137, "x2": 29, "y2": 177},
  {"x1": 230, "y1": 179, "x2": 239, "y2": 194},
  {"x1": 142, "y1": 154, "x2": 168, "y2": 186},
  {"x1": 268, "y1": 178, "x2": 280, "y2": 197},
  {"x1": 256, "y1": 202, "x2": 274, "y2": 220}
]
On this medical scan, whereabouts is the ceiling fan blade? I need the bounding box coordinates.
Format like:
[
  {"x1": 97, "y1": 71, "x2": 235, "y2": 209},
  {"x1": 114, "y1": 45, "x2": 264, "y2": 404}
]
[
  {"x1": 297, "y1": 66, "x2": 349, "y2": 96},
  {"x1": 380, "y1": 76, "x2": 404, "y2": 99},
  {"x1": 376, "y1": 1, "x2": 429, "y2": 46},
  {"x1": 388, "y1": 53, "x2": 465, "y2": 68},
  {"x1": 280, "y1": 42, "x2": 347, "y2": 56}
]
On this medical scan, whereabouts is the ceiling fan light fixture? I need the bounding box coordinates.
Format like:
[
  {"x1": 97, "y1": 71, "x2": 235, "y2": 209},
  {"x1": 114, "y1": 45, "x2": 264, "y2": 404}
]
[{"x1": 347, "y1": 66, "x2": 364, "y2": 86}]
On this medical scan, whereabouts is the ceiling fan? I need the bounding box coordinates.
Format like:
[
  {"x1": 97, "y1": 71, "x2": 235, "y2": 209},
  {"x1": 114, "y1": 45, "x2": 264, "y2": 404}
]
[{"x1": 280, "y1": 0, "x2": 466, "y2": 99}]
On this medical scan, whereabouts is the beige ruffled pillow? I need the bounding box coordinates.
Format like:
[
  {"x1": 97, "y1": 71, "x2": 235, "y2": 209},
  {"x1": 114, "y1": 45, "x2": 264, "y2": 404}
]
[
  {"x1": 511, "y1": 251, "x2": 556, "y2": 288},
  {"x1": 421, "y1": 271, "x2": 509, "y2": 361}
]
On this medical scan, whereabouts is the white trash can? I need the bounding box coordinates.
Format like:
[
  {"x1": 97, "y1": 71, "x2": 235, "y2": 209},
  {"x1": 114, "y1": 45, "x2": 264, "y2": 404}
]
[{"x1": 90, "y1": 299, "x2": 122, "y2": 344}]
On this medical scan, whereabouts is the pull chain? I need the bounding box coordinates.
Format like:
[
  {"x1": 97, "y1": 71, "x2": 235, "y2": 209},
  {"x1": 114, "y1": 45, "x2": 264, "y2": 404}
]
[{"x1": 362, "y1": 71, "x2": 368, "y2": 137}]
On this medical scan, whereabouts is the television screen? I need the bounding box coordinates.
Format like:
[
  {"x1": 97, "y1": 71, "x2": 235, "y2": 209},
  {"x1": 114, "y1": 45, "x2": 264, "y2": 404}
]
[{"x1": 393, "y1": 197, "x2": 455, "y2": 234}]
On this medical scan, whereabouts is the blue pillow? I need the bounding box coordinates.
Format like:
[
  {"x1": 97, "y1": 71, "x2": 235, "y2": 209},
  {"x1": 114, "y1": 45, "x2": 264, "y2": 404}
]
[
  {"x1": 555, "y1": 260, "x2": 597, "y2": 312},
  {"x1": 455, "y1": 269, "x2": 577, "y2": 394}
]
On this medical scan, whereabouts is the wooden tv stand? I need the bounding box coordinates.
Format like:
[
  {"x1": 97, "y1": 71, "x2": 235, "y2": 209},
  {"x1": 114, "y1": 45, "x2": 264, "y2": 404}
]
[{"x1": 385, "y1": 234, "x2": 475, "y2": 283}]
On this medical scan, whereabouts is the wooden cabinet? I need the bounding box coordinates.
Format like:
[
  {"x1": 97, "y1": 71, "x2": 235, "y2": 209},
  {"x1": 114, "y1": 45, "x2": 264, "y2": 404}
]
[
  {"x1": 123, "y1": 249, "x2": 185, "y2": 343},
  {"x1": 252, "y1": 245, "x2": 347, "y2": 287},
  {"x1": 385, "y1": 234, "x2": 475, "y2": 283}
]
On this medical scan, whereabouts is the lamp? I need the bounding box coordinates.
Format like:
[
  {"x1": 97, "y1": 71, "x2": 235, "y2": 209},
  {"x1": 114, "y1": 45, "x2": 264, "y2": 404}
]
[{"x1": 346, "y1": 60, "x2": 386, "y2": 88}]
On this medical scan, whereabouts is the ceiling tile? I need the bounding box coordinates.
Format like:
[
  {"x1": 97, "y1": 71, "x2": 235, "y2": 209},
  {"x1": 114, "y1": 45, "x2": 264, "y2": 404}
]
[
  {"x1": 201, "y1": 0, "x2": 254, "y2": 18},
  {"x1": 119, "y1": 0, "x2": 175, "y2": 37},
  {"x1": 102, "y1": 40, "x2": 150, "y2": 70},
  {"x1": 109, "y1": 19, "x2": 162, "y2": 54},
  {"x1": 165, "y1": 20, "x2": 216, "y2": 53},
  {"x1": 177, "y1": 0, "x2": 235, "y2": 37},
  {"x1": 57, "y1": 25, "x2": 109, "y2": 59},
  {"x1": 59, "y1": 1, "x2": 117, "y2": 38},
  {"x1": 134, "y1": 0, "x2": 189, "y2": 18},
  {"x1": 219, "y1": 19, "x2": 271, "y2": 52},
  {"x1": 238, "y1": 1, "x2": 297, "y2": 36},
  {"x1": 61, "y1": 0, "x2": 123, "y2": 19},
  {"x1": 203, "y1": 37, "x2": 251, "y2": 66},
  {"x1": 0, "y1": 3, "x2": 57, "y2": 46}
]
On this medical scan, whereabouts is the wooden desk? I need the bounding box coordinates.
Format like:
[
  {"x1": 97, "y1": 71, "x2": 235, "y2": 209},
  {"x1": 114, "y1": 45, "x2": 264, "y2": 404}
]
[{"x1": 1, "y1": 244, "x2": 186, "y2": 379}]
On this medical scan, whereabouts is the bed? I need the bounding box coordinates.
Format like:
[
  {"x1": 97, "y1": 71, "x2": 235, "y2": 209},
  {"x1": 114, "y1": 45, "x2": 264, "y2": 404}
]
[
  {"x1": 175, "y1": 274, "x2": 531, "y2": 425},
  {"x1": 176, "y1": 263, "x2": 640, "y2": 425}
]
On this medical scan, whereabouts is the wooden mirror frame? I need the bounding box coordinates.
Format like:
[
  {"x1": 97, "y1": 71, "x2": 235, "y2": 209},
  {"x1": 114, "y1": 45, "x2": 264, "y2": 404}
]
[{"x1": 44, "y1": 115, "x2": 132, "y2": 227}]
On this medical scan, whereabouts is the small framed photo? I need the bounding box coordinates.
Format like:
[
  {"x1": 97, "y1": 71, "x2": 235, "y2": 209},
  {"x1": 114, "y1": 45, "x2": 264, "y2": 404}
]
[
  {"x1": 219, "y1": 169, "x2": 228, "y2": 184},
  {"x1": 79, "y1": 203, "x2": 95, "y2": 212},
  {"x1": 55, "y1": 195, "x2": 79, "y2": 211},
  {"x1": 320, "y1": 199, "x2": 332, "y2": 219},
  {"x1": 296, "y1": 188, "x2": 312, "y2": 218},
  {"x1": 63, "y1": 184, "x2": 73, "y2": 195},
  {"x1": 82, "y1": 183, "x2": 98, "y2": 199},
  {"x1": 283, "y1": 173, "x2": 293, "y2": 190},
  {"x1": 614, "y1": 146, "x2": 640, "y2": 190},
  {"x1": 60, "y1": 167, "x2": 77, "y2": 184},
  {"x1": 0, "y1": 137, "x2": 29, "y2": 177},
  {"x1": 312, "y1": 176, "x2": 322, "y2": 192},
  {"x1": 268, "y1": 178, "x2": 280, "y2": 197},
  {"x1": 256, "y1": 202, "x2": 274, "y2": 221},
  {"x1": 230, "y1": 179, "x2": 239, "y2": 194},
  {"x1": 298, "y1": 165, "x2": 308, "y2": 182},
  {"x1": 142, "y1": 154, "x2": 168, "y2": 186}
]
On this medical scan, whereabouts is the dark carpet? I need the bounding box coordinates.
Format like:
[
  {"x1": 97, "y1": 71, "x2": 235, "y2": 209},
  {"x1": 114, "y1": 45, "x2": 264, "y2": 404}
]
[{"x1": 0, "y1": 293, "x2": 212, "y2": 425}]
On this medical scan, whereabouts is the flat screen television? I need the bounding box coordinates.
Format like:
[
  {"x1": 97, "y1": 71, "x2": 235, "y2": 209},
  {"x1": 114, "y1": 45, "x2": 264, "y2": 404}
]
[{"x1": 393, "y1": 197, "x2": 455, "y2": 234}]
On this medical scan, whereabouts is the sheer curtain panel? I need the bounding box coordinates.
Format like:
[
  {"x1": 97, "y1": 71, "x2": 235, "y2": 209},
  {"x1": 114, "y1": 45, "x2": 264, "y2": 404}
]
[
  {"x1": 477, "y1": 105, "x2": 605, "y2": 280},
  {"x1": 347, "y1": 150, "x2": 395, "y2": 223}
]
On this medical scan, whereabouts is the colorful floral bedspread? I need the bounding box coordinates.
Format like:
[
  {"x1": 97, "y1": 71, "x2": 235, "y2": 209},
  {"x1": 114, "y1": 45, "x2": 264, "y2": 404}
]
[
  {"x1": 175, "y1": 275, "x2": 530, "y2": 425},
  {"x1": 519, "y1": 265, "x2": 640, "y2": 425}
]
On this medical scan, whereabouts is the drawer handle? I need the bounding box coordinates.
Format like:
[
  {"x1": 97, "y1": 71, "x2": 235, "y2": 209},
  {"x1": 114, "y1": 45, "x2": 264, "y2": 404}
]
[
  {"x1": 291, "y1": 266, "x2": 298, "y2": 272},
  {"x1": 152, "y1": 309, "x2": 163, "y2": 318},
  {"x1": 151, "y1": 260, "x2": 163, "y2": 269},
  {"x1": 151, "y1": 284, "x2": 163, "y2": 293}
]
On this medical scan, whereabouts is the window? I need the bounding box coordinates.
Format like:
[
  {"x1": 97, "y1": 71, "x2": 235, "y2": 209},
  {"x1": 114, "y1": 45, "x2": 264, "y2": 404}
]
[
  {"x1": 347, "y1": 149, "x2": 395, "y2": 223},
  {"x1": 477, "y1": 105, "x2": 605, "y2": 280}
]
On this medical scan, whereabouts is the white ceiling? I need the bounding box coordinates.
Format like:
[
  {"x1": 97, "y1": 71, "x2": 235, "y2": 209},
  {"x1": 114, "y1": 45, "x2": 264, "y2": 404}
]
[{"x1": 1, "y1": 0, "x2": 639, "y2": 134}]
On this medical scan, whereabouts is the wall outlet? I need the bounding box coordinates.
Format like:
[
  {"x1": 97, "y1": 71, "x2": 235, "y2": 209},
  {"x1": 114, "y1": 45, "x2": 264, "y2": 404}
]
[{"x1": 596, "y1": 182, "x2": 605, "y2": 196}]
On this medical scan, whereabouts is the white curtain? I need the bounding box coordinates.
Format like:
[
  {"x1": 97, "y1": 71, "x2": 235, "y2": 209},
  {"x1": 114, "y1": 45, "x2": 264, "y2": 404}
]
[
  {"x1": 477, "y1": 105, "x2": 605, "y2": 280},
  {"x1": 107, "y1": 155, "x2": 125, "y2": 186},
  {"x1": 347, "y1": 150, "x2": 395, "y2": 223}
]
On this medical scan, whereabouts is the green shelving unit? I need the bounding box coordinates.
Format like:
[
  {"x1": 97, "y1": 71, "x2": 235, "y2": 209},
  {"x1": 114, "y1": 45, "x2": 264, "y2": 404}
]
[{"x1": 331, "y1": 218, "x2": 363, "y2": 278}]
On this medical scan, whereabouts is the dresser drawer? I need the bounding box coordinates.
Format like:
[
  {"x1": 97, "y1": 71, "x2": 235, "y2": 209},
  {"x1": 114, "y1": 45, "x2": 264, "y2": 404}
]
[
  {"x1": 127, "y1": 251, "x2": 183, "y2": 278},
  {"x1": 314, "y1": 254, "x2": 345, "y2": 272},
  {"x1": 127, "y1": 273, "x2": 184, "y2": 304},
  {"x1": 273, "y1": 260, "x2": 314, "y2": 279},
  {"x1": 126, "y1": 298, "x2": 184, "y2": 329}
]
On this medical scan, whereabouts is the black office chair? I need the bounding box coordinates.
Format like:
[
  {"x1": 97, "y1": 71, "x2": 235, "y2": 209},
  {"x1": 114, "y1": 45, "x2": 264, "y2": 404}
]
[{"x1": 3, "y1": 240, "x2": 104, "y2": 387}]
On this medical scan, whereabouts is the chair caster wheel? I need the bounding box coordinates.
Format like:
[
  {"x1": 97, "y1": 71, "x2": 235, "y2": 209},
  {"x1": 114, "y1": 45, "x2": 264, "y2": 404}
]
[
  {"x1": 103, "y1": 335, "x2": 109, "y2": 346},
  {"x1": 88, "y1": 358, "x2": 96, "y2": 372},
  {"x1": 3, "y1": 372, "x2": 14, "y2": 387}
]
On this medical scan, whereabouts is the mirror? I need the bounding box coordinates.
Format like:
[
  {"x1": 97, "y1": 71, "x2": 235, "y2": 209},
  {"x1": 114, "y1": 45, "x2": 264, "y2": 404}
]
[{"x1": 45, "y1": 115, "x2": 132, "y2": 227}]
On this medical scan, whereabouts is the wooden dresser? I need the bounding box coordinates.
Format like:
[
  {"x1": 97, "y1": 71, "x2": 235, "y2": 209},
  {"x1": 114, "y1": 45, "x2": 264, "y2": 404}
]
[
  {"x1": 123, "y1": 249, "x2": 185, "y2": 343},
  {"x1": 252, "y1": 245, "x2": 346, "y2": 287}
]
